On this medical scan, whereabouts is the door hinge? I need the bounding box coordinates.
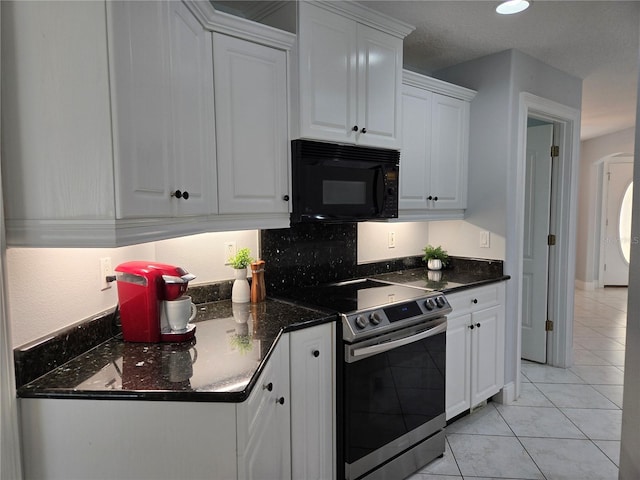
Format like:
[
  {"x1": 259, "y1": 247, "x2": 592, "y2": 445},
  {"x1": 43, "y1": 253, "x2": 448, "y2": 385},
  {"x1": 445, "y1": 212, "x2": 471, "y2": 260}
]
[
  {"x1": 545, "y1": 320, "x2": 554, "y2": 331},
  {"x1": 551, "y1": 145, "x2": 560, "y2": 157},
  {"x1": 547, "y1": 234, "x2": 556, "y2": 246}
]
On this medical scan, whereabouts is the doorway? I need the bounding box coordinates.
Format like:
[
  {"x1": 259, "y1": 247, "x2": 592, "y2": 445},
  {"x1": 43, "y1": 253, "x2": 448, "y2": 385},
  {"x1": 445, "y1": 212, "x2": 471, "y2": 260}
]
[
  {"x1": 521, "y1": 119, "x2": 555, "y2": 364},
  {"x1": 600, "y1": 158, "x2": 634, "y2": 287},
  {"x1": 510, "y1": 92, "x2": 580, "y2": 405}
]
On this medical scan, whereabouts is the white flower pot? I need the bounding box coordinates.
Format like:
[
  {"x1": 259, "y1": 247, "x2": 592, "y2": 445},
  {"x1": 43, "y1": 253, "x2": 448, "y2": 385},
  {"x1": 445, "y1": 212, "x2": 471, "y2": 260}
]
[
  {"x1": 232, "y1": 268, "x2": 250, "y2": 303},
  {"x1": 427, "y1": 258, "x2": 442, "y2": 271}
]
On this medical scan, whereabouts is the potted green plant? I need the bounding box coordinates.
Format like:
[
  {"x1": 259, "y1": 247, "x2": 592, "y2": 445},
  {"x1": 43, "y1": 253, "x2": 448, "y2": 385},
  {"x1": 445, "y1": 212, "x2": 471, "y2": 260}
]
[
  {"x1": 423, "y1": 244, "x2": 449, "y2": 271},
  {"x1": 229, "y1": 248, "x2": 254, "y2": 303}
]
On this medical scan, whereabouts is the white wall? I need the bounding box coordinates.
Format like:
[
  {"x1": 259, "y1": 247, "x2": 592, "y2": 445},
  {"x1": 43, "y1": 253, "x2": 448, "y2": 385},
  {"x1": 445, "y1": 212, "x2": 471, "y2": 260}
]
[
  {"x1": 6, "y1": 230, "x2": 258, "y2": 348},
  {"x1": 357, "y1": 221, "x2": 429, "y2": 263},
  {"x1": 576, "y1": 127, "x2": 635, "y2": 289},
  {"x1": 435, "y1": 49, "x2": 582, "y2": 386}
]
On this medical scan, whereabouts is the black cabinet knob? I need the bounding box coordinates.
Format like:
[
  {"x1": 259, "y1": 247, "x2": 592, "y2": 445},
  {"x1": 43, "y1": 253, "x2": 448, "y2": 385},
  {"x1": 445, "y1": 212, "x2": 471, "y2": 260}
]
[
  {"x1": 469, "y1": 324, "x2": 475, "y2": 330},
  {"x1": 277, "y1": 397, "x2": 285, "y2": 405},
  {"x1": 428, "y1": 195, "x2": 433, "y2": 200},
  {"x1": 312, "y1": 350, "x2": 320, "y2": 358},
  {"x1": 264, "y1": 382, "x2": 273, "y2": 391},
  {"x1": 352, "y1": 125, "x2": 359, "y2": 132},
  {"x1": 476, "y1": 323, "x2": 481, "y2": 328},
  {"x1": 282, "y1": 194, "x2": 290, "y2": 202},
  {"x1": 472, "y1": 299, "x2": 478, "y2": 304},
  {"x1": 433, "y1": 196, "x2": 438, "y2": 201},
  {"x1": 171, "y1": 190, "x2": 189, "y2": 200},
  {"x1": 361, "y1": 127, "x2": 367, "y2": 134}
]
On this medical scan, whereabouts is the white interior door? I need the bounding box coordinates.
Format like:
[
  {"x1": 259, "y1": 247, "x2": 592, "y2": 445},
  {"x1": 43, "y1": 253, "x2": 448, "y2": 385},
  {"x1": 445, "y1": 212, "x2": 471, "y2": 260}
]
[
  {"x1": 602, "y1": 161, "x2": 634, "y2": 286},
  {"x1": 521, "y1": 123, "x2": 553, "y2": 363}
]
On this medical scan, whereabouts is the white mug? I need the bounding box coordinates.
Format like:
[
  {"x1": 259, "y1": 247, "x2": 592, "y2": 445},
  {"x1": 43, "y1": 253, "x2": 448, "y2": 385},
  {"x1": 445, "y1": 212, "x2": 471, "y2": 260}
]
[{"x1": 162, "y1": 296, "x2": 197, "y2": 333}]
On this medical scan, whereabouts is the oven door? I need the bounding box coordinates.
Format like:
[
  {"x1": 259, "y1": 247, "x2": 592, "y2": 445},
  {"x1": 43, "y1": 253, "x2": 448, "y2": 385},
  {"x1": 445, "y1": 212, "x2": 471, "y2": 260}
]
[{"x1": 343, "y1": 318, "x2": 446, "y2": 480}]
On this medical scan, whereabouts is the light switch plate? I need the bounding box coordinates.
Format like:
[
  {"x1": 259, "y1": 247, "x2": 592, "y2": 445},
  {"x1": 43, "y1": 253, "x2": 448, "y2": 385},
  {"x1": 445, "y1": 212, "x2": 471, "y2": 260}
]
[{"x1": 480, "y1": 231, "x2": 490, "y2": 248}]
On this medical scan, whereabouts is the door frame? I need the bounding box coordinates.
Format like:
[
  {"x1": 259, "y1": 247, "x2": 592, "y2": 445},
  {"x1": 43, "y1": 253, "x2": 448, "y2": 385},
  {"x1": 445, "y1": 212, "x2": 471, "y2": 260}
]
[
  {"x1": 513, "y1": 93, "x2": 580, "y2": 399},
  {"x1": 598, "y1": 156, "x2": 634, "y2": 287}
]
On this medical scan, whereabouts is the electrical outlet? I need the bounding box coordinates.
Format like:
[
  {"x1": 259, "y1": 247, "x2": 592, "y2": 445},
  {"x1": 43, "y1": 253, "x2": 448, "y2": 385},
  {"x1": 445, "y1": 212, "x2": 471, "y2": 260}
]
[
  {"x1": 480, "y1": 231, "x2": 490, "y2": 248},
  {"x1": 388, "y1": 231, "x2": 396, "y2": 248},
  {"x1": 224, "y1": 241, "x2": 236, "y2": 265},
  {"x1": 100, "y1": 257, "x2": 112, "y2": 291}
]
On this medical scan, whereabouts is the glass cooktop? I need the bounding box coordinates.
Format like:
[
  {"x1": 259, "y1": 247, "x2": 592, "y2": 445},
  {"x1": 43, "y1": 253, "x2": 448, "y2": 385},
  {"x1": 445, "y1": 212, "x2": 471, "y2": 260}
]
[{"x1": 291, "y1": 278, "x2": 432, "y2": 314}]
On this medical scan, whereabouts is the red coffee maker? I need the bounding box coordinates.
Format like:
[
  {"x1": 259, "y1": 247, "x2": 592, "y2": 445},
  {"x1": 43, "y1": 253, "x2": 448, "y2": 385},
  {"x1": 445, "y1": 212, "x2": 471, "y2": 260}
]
[{"x1": 114, "y1": 261, "x2": 196, "y2": 343}]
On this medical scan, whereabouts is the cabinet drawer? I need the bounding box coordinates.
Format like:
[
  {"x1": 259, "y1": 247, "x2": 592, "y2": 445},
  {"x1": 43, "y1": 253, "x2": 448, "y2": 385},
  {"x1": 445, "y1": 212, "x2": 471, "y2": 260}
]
[{"x1": 447, "y1": 283, "x2": 501, "y2": 317}]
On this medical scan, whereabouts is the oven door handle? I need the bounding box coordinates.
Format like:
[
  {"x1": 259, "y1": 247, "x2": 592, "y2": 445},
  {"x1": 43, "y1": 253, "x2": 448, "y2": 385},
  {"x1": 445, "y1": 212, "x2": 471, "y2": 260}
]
[{"x1": 351, "y1": 320, "x2": 447, "y2": 359}]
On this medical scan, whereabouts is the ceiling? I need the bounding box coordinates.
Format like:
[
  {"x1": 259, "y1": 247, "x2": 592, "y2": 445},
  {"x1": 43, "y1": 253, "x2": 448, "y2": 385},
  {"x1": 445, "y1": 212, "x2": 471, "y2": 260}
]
[
  {"x1": 216, "y1": 1, "x2": 640, "y2": 140},
  {"x1": 360, "y1": 0, "x2": 639, "y2": 140}
]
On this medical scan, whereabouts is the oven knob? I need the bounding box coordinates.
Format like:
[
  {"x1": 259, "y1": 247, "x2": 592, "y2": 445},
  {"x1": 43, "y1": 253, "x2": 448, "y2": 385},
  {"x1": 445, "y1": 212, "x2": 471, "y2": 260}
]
[
  {"x1": 435, "y1": 296, "x2": 445, "y2": 308},
  {"x1": 369, "y1": 312, "x2": 382, "y2": 325},
  {"x1": 355, "y1": 315, "x2": 368, "y2": 329},
  {"x1": 424, "y1": 299, "x2": 435, "y2": 311}
]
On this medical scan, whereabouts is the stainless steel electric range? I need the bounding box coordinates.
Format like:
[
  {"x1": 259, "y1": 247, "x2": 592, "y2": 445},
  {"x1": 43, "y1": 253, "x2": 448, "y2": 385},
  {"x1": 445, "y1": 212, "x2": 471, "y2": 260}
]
[{"x1": 288, "y1": 278, "x2": 451, "y2": 480}]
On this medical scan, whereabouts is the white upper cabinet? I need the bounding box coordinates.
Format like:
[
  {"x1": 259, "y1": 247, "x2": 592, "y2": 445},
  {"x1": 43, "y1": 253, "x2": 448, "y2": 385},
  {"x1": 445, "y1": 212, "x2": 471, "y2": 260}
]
[
  {"x1": 110, "y1": 0, "x2": 216, "y2": 219},
  {"x1": 296, "y1": 1, "x2": 413, "y2": 149},
  {"x1": 399, "y1": 71, "x2": 475, "y2": 220},
  {"x1": 213, "y1": 33, "x2": 289, "y2": 215},
  {"x1": 1, "y1": 0, "x2": 294, "y2": 247}
]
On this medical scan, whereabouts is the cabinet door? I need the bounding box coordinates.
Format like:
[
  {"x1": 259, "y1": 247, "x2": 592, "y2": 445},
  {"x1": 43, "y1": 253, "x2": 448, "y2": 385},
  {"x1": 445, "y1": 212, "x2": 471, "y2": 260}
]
[
  {"x1": 399, "y1": 85, "x2": 432, "y2": 210},
  {"x1": 237, "y1": 336, "x2": 291, "y2": 480},
  {"x1": 109, "y1": 1, "x2": 173, "y2": 218},
  {"x1": 355, "y1": 23, "x2": 403, "y2": 149},
  {"x1": 298, "y1": 2, "x2": 358, "y2": 144},
  {"x1": 290, "y1": 323, "x2": 334, "y2": 480},
  {"x1": 470, "y1": 304, "x2": 505, "y2": 407},
  {"x1": 445, "y1": 313, "x2": 472, "y2": 420},
  {"x1": 213, "y1": 33, "x2": 290, "y2": 215},
  {"x1": 429, "y1": 94, "x2": 469, "y2": 210},
  {"x1": 167, "y1": 1, "x2": 216, "y2": 216}
]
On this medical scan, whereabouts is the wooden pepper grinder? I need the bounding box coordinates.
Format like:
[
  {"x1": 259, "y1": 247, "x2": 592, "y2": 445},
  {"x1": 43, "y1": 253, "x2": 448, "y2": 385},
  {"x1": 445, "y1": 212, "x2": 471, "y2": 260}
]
[{"x1": 250, "y1": 260, "x2": 266, "y2": 303}]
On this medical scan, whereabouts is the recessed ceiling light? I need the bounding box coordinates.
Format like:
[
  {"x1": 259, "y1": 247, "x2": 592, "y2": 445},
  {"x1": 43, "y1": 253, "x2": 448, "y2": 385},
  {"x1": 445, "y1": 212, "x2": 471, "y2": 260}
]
[{"x1": 496, "y1": 0, "x2": 530, "y2": 15}]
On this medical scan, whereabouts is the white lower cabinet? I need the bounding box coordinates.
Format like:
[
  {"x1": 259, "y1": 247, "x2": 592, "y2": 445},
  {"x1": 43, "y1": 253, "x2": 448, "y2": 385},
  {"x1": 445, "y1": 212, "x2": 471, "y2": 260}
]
[
  {"x1": 18, "y1": 324, "x2": 335, "y2": 480},
  {"x1": 237, "y1": 323, "x2": 335, "y2": 480},
  {"x1": 446, "y1": 283, "x2": 506, "y2": 420},
  {"x1": 19, "y1": 398, "x2": 238, "y2": 480},
  {"x1": 290, "y1": 323, "x2": 335, "y2": 480},
  {"x1": 237, "y1": 335, "x2": 292, "y2": 480}
]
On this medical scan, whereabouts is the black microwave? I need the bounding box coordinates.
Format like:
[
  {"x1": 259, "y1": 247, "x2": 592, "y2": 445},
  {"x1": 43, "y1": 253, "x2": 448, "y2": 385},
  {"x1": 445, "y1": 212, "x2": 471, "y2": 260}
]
[{"x1": 291, "y1": 139, "x2": 400, "y2": 223}]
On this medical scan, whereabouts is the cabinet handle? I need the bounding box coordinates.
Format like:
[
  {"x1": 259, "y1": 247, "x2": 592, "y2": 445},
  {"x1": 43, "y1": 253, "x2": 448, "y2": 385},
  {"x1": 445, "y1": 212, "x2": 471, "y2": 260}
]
[
  {"x1": 312, "y1": 350, "x2": 320, "y2": 358},
  {"x1": 433, "y1": 196, "x2": 438, "y2": 201},
  {"x1": 472, "y1": 299, "x2": 478, "y2": 304},
  {"x1": 352, "y1": 125, "x2": 359, "y2": 132},
  {"x1": 282, "y1": 194, "x2": 290, "y2": 202},
  {"x1": 171, "y1": 190, "x2": 189, "y2": 200},
  {"x1": 361, "y1": 127, "x2": 367, "y2": 134},
  {"x1": 469, "y1": 324, "x2": 475, "y2": 330},
  {"x1": 476, "y1": 323, "x2": 481, "y2": 328},
  {"x1": 263, "y1": 382, "x2": 273, "y2": 391},
  {"x1": 428, "y1": 195, "x2": 433, "y2": 201},
  {"x1": 277, "y1": 397, "x2": 285, "y2": 405}
]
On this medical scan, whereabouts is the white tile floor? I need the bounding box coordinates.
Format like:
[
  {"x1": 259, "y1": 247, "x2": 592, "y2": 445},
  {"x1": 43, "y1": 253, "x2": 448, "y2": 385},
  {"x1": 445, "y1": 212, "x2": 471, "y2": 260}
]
[{"x1": 407, "y1": 287, "x2": 627, "y2": 480}]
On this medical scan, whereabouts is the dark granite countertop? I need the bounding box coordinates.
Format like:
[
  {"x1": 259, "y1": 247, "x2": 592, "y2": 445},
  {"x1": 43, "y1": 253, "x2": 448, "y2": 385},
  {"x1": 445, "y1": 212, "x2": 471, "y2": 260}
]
[
  {"x1": 371, "y1": 267, "x2": 509, "y2": 293},
  {"x1": 17, "y1": 299, "x2": 335, "y2": 403}
]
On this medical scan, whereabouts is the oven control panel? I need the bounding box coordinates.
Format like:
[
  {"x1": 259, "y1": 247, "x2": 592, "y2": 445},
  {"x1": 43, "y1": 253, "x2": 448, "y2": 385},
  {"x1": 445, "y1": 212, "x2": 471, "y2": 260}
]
[{"x1": 343, "y1": 293, "x2": 451, "y2": 343}]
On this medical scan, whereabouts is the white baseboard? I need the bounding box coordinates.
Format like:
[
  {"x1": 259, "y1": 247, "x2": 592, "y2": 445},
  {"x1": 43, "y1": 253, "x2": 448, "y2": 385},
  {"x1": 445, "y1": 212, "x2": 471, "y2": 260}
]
[
  {"x1": 492, "y1": 381, "x2": 517, "y2": 405},
  {"x1": 575, "y1": 279, "x2": 597, "y2": 291}
]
